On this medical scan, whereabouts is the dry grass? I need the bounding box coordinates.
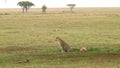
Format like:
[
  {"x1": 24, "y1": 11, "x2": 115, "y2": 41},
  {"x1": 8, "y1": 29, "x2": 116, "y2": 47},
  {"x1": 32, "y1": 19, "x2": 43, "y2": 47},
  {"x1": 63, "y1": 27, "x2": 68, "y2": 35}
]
[
  {"x1": 0, "y1": 8, "x2": 120, "y2": 68},
  {"x1": 0, "y1": 46, "x2": 37, "y2": 51}
]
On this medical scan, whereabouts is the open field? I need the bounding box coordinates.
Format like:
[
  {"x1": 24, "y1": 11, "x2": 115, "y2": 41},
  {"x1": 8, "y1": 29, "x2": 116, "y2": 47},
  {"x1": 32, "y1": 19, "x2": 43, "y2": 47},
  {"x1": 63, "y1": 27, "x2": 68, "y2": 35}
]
[{"x1": 0, "y1": 8, "x2": 120, "y2": 68}]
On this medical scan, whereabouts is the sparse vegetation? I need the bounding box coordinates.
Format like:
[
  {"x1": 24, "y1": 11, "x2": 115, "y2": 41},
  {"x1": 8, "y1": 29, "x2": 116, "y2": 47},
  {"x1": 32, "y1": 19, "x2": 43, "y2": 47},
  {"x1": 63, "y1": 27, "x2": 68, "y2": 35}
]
[
  {"x1": 0, "y1": 13, "x2": 9, "y2": 15},
  {"x1": 0, "y1": 8, "x2": 120, "y2": 68}
]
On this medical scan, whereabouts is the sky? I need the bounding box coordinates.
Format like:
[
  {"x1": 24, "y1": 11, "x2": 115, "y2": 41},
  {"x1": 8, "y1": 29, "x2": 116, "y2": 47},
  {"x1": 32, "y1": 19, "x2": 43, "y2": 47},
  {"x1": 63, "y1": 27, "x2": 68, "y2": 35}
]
[{"x1": 0, "y1": 0, "x2": 120, "y2": 8}]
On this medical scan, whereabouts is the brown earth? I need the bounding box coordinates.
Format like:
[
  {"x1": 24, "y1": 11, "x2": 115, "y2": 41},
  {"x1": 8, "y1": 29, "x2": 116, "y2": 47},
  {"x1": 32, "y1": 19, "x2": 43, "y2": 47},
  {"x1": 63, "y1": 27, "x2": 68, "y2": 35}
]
[
  {"x1": 0, "y1": 46, "x2": 119, "y2": 60},
  {"x1": 27, "y1": 53, "x2": 120, "y2": 60}
]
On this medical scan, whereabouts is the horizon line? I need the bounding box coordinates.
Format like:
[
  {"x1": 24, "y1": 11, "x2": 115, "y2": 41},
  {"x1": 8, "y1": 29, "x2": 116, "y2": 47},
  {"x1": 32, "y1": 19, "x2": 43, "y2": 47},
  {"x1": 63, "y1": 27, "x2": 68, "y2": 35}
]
[{"x1": 0, "y1": 6, "x2": 120, "y2": 9}]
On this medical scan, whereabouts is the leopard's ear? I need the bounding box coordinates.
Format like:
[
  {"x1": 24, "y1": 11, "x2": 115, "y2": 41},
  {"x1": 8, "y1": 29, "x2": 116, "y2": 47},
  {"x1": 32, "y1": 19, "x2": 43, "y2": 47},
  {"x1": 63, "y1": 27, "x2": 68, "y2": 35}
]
[{"x1": 56, "y1": 37, "x2": 60, "y2": 39}]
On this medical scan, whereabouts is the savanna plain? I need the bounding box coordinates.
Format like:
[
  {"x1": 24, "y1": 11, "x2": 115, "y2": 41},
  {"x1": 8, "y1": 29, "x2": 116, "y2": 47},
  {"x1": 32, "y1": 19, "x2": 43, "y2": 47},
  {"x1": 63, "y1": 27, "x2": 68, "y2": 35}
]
[{"x1": 0, "y1": 8, "x2": 120, "y2": 68}]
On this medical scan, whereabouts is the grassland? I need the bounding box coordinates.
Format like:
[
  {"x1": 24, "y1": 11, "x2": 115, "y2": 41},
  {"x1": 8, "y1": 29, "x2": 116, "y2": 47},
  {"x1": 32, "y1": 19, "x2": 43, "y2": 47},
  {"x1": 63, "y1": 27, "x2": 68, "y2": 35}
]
[{"x1": 0, "y1": 8, "x2": 120, "y2": 68}]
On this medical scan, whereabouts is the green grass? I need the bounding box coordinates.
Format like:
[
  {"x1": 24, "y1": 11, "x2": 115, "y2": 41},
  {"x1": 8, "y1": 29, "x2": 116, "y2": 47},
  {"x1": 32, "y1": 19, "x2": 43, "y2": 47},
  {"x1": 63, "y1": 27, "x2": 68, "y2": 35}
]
[{"x1": 0, "y1": 8, "x2": 120, "y2": 68}]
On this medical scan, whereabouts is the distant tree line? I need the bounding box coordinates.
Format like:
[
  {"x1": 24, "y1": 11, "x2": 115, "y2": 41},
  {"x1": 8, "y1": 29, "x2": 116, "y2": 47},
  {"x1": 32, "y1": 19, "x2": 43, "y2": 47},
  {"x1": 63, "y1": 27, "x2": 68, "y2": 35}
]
[{"x1": 17, "y1": 1, "x2": 76, "y2": 13}]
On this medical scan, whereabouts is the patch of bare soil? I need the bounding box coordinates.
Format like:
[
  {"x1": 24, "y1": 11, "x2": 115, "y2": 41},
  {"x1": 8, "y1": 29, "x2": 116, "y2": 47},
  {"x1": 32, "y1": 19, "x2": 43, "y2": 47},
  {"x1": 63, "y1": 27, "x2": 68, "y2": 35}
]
[
  {"x1": 29, "y1": 53, "x2": 120, "y2": 60},
  {"x1": 0, "y1": 46, "x2": 37, "y2": 51},
  {"x1": 95, "y1": 54, "x2": 120, "y2": 59},
  {"x1": 31, "y1": 54, "x2": 87, "y2": 60}
]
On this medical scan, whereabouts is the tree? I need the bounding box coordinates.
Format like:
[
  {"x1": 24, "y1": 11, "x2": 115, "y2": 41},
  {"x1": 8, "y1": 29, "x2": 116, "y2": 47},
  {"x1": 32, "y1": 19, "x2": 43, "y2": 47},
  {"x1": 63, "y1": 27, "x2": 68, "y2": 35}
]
[
  {"x1": 67, "y1": 4, "x2": 76, "y2": 13},
  {"x1": 17, "y1": 1, "x2": 34, "y2": 13},
  {"x1": 42, "y1": 5, "x2": 47, "y2": 13}
]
